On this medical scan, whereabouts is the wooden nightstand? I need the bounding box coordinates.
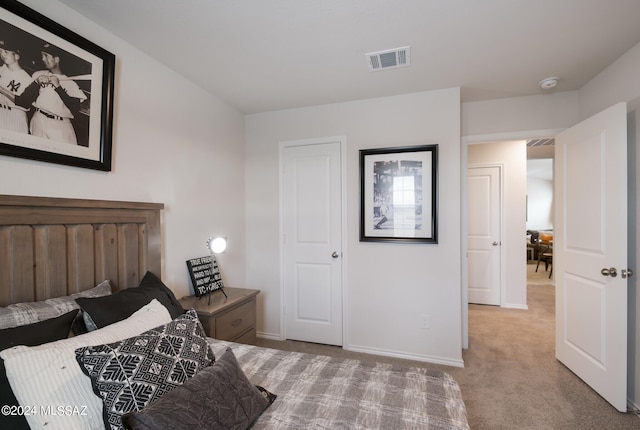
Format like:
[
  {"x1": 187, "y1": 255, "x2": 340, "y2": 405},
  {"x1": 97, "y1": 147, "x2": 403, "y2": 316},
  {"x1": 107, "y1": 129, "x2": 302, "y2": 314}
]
[{"x1": 179, "y1": 287, "x2": 260, "y2": 344}]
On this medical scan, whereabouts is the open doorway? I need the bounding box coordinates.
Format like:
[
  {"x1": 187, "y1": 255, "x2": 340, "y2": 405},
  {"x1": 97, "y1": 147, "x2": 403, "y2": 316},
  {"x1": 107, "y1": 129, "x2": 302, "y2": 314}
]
[
  {"x1": 466, "y1": 140, "x2": 527, "y2": 309},
  {"x1": 526, "y1": 140, "x2": 555, "y2": 285},
  {"x1": 462, "y1": 132, "x2": 561, "y2": 348}
]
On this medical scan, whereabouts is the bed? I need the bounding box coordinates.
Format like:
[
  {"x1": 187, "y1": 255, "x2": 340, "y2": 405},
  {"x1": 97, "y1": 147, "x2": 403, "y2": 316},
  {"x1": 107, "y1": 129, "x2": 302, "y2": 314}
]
[{"x1": 0, "y1": 194, "x2": 469, "y2": 430}]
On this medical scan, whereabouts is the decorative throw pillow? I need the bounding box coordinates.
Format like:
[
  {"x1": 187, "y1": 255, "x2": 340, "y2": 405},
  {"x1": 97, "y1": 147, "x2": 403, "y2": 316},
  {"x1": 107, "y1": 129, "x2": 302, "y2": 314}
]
[
  {"x1": 122, "y1": 347, "x2": 276, "y2": 430},
  {"x1": 75, "y1": 310, "x2": 215, "y2": 430},
  {"x1": 0, "y1": 309, "x2": 79, "y2": 430},
  {"x1": 0, "y1": 280, "x2": 111, "y2": 329},
  {"x1": 0, "y1": 299, "x2": 172, "y2": 430},
  {"x1": 76, "y1": 272, "x2": 184, "y2": 330}
]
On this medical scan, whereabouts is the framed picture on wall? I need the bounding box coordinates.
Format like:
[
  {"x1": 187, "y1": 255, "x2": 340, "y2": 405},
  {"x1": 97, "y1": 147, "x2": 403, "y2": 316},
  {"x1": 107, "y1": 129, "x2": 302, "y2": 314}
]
[
  {"x1": 360, "y1": 144, "x2": 438, "y2": 243},
  {"x1": 0, "y1": 0, "x2": 115, "y2": 171}
]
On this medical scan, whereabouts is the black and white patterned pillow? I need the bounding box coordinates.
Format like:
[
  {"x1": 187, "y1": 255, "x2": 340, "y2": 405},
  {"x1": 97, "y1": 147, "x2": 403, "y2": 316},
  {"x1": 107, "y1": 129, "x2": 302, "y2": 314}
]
[{"x1": 75, "y1": 309, "x2": 214, "y2": 430}]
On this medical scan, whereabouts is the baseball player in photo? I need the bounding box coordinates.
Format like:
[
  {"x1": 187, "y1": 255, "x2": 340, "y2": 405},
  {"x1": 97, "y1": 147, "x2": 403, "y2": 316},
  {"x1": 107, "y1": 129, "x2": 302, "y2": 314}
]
[
  {"x1": 16, "y1": 43, "x2": 87, "y2": 145},
  {"x1": 0, "y1": 39, "x2": 31, "y2": 134}
]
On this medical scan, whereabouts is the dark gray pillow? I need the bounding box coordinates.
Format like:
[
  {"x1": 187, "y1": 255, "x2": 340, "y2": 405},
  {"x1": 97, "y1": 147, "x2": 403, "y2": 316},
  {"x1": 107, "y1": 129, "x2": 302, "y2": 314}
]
[
  {"x1": 75, "y1": 271, "x2": 184, "y2": 329},
  {"x1": 121, "y1": 347, "x2": 276, "y2": 430}
]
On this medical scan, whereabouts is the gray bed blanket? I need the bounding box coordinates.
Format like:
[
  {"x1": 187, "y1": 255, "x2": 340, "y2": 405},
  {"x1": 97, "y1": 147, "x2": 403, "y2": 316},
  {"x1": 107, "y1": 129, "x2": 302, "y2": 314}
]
[{"x1": 209, "y1": 340, "x2": 469, "y2": 430}]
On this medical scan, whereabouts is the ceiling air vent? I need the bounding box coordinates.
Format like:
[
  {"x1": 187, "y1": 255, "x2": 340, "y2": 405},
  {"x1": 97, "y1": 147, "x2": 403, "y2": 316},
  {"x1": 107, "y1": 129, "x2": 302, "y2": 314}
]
[
  {"x1": 526, "y1": 138, "x2": 555, "y2": 147},
  {"x1": 366, "y1": 46, "x2": 410, "y2": 71}
]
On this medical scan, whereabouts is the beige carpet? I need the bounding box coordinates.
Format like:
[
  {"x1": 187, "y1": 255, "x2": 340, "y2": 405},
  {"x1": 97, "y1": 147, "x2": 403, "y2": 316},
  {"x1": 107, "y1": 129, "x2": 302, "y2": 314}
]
[
  {"x1": 527, "y1": 257, "x2": 554, "y2": 285},
  {"x1": 255, "y1": 263, "x2": 640, "y2": 429}
]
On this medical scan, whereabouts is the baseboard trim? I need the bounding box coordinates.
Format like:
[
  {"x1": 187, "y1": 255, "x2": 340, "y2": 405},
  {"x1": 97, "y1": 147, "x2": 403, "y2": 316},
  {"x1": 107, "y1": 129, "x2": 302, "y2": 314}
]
[
  {"x1": 256, "y1": 331, "x2": 282, "y2": 341},
  {"x1": 627, "y1": 398, "x2": 640, "y2": 414},
  {"x1": 345, "y1": 344, "x2": 464, "y2": 368},
  {"x1": 502, "y1": 303, "x2": 529, "y2": 310}
]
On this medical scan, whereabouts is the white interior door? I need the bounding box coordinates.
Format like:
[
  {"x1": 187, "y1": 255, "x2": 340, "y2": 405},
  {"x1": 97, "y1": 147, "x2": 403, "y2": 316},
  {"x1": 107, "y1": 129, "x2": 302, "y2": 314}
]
[
  {"x1": 555, "y1": 102, "x2": 628, "y2": 411},
  {"x1": 282, "y1": 140, "x2": 343, "y2": 346},
  {"x1": 467, "y1": 165, "x2": 501, "y2": 305}
]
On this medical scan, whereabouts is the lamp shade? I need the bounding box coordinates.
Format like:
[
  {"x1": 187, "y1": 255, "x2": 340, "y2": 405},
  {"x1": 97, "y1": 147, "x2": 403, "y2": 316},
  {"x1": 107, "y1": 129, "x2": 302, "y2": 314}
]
[{"x1": 207, "y1": 236, "x2": 227, "y2": 254}]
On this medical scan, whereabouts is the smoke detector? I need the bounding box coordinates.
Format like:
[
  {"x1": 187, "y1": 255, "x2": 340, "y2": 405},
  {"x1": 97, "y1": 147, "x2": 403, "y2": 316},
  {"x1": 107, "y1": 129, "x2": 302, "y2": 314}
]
[
  {"x1": 539, "y1": 77, "x2": 559, "y2": 89},
  {"x1": 366, "y1": 46, "x2": 410, "y2": 71}
]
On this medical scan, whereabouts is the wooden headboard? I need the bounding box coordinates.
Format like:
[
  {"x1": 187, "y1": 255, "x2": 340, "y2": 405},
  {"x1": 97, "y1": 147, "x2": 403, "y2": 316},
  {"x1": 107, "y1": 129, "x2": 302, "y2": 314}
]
[{"x1": 0, "y1": 195, "x2": 164, "y2": 306}]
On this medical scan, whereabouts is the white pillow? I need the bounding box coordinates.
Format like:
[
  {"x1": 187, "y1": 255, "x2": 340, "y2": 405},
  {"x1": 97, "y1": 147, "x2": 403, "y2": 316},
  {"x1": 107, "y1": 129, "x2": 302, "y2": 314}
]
[{"x1": 0, "y1": 299, "x2": 172, "y2": 430}]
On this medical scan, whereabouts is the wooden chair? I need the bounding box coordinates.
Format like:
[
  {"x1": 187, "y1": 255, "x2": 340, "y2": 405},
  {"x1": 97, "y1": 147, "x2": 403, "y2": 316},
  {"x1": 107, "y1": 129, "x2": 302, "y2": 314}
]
[
  {"x1": 535, "y1": 233, "x2": 553, "y2": 277},
  {"x1": 527, "y1": 231, "x2": 540, "y2": 261},
  {"x1": 537, "y1": 250, "x2": 553, "y2": 277}
]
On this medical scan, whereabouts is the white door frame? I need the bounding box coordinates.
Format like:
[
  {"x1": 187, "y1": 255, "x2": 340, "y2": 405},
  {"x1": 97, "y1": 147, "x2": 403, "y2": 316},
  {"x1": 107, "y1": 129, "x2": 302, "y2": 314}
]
[
  {"x1": 278, "y1": 136, "x2": 348, "y2": 345},
  {"x1": 461, "y1": 129, "x2": 564, "y2": 348}
]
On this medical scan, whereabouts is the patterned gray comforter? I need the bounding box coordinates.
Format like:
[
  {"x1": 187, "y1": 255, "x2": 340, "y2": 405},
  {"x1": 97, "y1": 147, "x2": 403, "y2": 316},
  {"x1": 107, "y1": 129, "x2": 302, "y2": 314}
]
[{"x1": 209, "y1": 340, "x2": 469, "y2": 430}]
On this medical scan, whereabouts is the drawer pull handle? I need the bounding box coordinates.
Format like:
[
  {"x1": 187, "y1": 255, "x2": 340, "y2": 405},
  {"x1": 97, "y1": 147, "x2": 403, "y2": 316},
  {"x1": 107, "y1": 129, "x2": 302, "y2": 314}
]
[{"x1": 231, "y1": 319, "x2": 242, "y2": 327}]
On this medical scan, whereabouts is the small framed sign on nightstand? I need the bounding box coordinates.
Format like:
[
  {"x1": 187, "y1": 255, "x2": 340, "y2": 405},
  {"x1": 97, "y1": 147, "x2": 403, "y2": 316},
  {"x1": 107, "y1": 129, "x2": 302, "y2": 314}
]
[
  {"x1": 185, "y1": 255, "x2": 225, "y2": 297},
  {"x1": 179, "y1": 287, "x2": 260, "y2": 344}
]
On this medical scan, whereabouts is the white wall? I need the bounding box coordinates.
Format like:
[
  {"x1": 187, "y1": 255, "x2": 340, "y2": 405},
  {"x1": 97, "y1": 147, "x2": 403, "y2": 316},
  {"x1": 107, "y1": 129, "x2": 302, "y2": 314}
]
[
  {"x1": 579, "y1": 42, "x2": 640, "y2": 120},
  {"x1": 462, "y1": 92, "x2": 580, "y2": 138},
  {"x1": 1, "y1": 0, "x2": 247, "y2": 298},
  {"x1": 627, "y1": 98, "x2": 640, "y2": 409},
  {"x1": 526, "y1": 159, "x2": 554, "y2": 231},
  {"x1": 468, "y1": 141, "x2": 528, "y2": 308},
  {"x1": 245, "y1": 88, "x2": 463, "y2": 365}
]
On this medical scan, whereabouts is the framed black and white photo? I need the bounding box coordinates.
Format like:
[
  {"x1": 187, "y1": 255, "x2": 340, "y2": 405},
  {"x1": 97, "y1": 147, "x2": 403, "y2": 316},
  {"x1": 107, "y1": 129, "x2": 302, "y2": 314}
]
[
  {"x1": 0, "y1": 0, "x2": 115, "y2": 171},
  {"x1": 360, "y1": 145, "x2": 438, "y2": 243}
]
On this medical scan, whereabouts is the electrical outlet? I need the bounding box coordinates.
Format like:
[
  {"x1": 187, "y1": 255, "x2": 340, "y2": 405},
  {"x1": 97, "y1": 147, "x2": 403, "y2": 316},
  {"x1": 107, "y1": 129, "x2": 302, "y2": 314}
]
[{"x1": 420, "y1": 313, "x2": 430, "y2": 329}]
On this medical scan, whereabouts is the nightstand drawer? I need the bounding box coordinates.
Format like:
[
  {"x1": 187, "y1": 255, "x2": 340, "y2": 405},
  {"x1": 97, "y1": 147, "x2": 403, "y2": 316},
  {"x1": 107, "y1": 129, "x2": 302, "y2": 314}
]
[
  {"x1": 214, "y1": 299, "x2": 256, "y2": 340},
  {"x1": 234, "y1": 328, "x2": 256, "y2": 345},
  {"x1": 179, "y1": 288, "x2": 259, "y2": 344}
]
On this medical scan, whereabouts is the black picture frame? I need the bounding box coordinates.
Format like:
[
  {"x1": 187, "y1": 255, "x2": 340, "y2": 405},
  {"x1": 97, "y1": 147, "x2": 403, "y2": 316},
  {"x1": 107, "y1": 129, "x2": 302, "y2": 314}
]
[
  {"x1": 0, "y1": 0, "x2": 115, "y2": 171},
  {"x1": 360, "y1": 144, "x2": 438, "y2": 243},
  {"x1": 186, "y1": 255, "x2": 225, "y2": 297}
]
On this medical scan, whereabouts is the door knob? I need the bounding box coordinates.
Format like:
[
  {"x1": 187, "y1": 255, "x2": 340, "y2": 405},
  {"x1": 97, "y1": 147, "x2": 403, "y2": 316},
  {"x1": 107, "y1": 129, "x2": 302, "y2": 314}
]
[
  {"x1": 331, "y1": 251, "x2": 340, "y2": 258},
  {"x1": 622, "y1": 269, "x2": 633, "y2": 279},
  {"x1": 601, "y1": 267, "x2": 618, "y2": 277},
  {"x1": 492, "y1": 241, "x2": 499, "y2": 246}
]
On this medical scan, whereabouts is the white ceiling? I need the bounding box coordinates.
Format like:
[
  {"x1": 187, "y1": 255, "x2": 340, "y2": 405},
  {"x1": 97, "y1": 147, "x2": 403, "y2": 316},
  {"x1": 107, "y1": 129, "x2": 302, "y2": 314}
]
[{"x1": 56, "y1": 0, "x2": 640, "y2": 114}]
